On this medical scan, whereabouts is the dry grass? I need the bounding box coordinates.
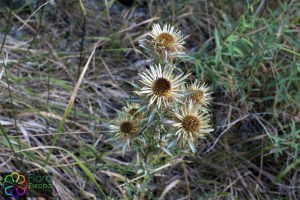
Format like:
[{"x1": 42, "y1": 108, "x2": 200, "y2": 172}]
[{"x1": 0, "y1": 0, "x2": 300, "y2": 199}]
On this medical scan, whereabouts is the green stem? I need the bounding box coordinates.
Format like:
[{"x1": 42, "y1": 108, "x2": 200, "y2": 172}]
[
  {"x1": 28, "y1": 0, "x2": 46, "y2": 50},
  {"x1": 0, "y1": 123, "x2": 22, "y2": 168},
  {"x1": 3, "y1": 57, "x2": 23, "y2": 170},
  {"x1": 73, "y1": 15, "x2": 86, "y2": 120},
  {"x1": 0, "y1": 1, "x2": 12, "y2": 55}
]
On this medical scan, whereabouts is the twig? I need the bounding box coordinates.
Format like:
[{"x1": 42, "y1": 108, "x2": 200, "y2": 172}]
[
  {"x1": 205, "y1": 114, "x2": 250, "y2": 153},
  {"x1": 18, "y1": 0, "x2": 54, "y2": 31}
]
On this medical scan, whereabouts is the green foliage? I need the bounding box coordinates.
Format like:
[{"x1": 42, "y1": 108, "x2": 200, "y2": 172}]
[{"x1": 192, "y1": 0, "x2": 300, "y2": 189}]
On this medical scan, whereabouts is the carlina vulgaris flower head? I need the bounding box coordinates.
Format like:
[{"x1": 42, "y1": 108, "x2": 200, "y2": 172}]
[
  {"x1": 136, "y1": 63, "x2": 190, "y2": 109},
  {"x1": 139, "y1": 23, "x2": 187, "y2": 63},
  {"x1": 172, "y1": 101, "x2": 214, "y2": 152},
  {"x1": 123, "y1": 102, "x2": 144, "y2": 119},
  {"x1": 185, "y1": 80, "x2": 212, "y2": 109},
  {"x1": 109, "y1": 111, "x2": 140, "y2": 142}
]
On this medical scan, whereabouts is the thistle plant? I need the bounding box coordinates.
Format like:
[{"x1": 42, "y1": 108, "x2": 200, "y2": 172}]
[
  {"x1": 139, "y1": 24, "x2": 186, "y2": 63},
  {"x1": 109, "y1": 23, "x2": 214, "y2": 155}
]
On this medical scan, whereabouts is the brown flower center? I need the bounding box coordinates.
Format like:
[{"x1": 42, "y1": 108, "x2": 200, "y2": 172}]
[
  {"x1": 182, "y1": 115, "x2": 200, "y2": 133},
  {"x1": 120, "y1": 121, "x2": 134, "y2": 134},
  {"x1": 190, "y1": 90, "x2": 203, "y2": 104},
  {"x1": 157, "y1": 33, "x2": 175, "y2": 47},
  {"x1": 128, "y1": 108, "x2": 142, "y2": 119},
  {"x1": 152, "y1": 78, "x2": 172, "y2": 96}
]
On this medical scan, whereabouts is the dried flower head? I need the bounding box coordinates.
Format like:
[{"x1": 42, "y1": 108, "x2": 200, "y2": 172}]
[
  {"x1": 172, "y1": 101, "x2": 213, "y2": 152},
  {"x1": 110, "y1": 112, "x2": 139, "y2": 141},
  {"x1": 139, "y1": 23, "x2": 186, "y2": 62},
  {"x1": 186, "y1": 80, "x2": 212, "y2": 108},
  {"x1": 136, "y1": 64, "x2": 189, "y2": 109},
  {"x1": 123, "y1": 102, "x2": 143, "y2": 119}
]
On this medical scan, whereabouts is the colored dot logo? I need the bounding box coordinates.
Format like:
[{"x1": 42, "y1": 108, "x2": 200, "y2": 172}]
[{"x1": 3, "y1": 172, "x2": 28, "y2": 198}]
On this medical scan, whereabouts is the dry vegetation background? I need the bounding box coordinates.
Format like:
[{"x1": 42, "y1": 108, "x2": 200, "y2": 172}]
[{"x1": 0, "y1": 0, "x2": 300, "y2": 199}]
